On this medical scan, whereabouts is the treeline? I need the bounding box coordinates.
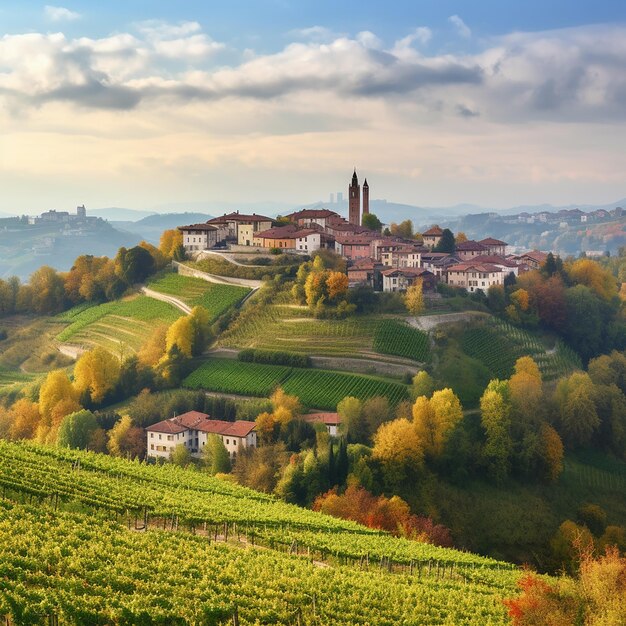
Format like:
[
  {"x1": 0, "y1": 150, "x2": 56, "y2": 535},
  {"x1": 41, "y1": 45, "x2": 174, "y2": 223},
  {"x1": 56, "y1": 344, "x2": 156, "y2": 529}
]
[
  {"x1": 0, "y1": 230, "x2": 183, "y2": 317},
  {"x1": 484, "y1": 254, "x2": 626, "y2": 362}
]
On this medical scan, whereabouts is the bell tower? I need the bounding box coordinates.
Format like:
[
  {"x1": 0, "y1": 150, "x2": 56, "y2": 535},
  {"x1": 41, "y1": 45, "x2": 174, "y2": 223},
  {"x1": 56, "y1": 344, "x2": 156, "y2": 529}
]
[
  {"x1": 362, "y1": 178, "x2": 369, "y2": 224},
  {"x1": 348, "y1": 169, "x2": 360, "y2": 225}
]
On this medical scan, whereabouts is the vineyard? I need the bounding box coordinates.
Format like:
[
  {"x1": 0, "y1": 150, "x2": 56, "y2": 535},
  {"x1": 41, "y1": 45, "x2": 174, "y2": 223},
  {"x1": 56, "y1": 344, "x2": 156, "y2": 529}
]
[
  {"x1": 0, "y1": 441, "x2": 520, "y2": 624},
  {"x1": 147, "y1": 272, "x2": 250, "y2": 321},
  {"x1": 461, "y1": 318, "x2": 581, "y2": 380},
  {"x1": 56, "y1": 296, "x2": 183, "y2": 355},
  {"x1": 0, "y1": 366, "x2": 38, "y2": 390},
  {"x1": 373, "y1": 320, "x2": 430, "y2": 362},
  {"x1": 183, "y1": 358, "x2": 409, "y2": 408}
]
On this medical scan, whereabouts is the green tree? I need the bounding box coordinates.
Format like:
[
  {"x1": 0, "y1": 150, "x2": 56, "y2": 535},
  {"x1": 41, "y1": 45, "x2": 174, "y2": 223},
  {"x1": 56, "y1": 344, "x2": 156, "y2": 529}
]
[
  {"x1": 57, "y1": 410, "x2": 98, "y2": 450},
  {"x1": 171, "y1": 443, "x2": 192, "y2": 467},
  {"x1": 337, "y1": 396, "x2": 366, "y2": 443},
  {"x1": 411, "y1": 371, "x2": 435, "y2": 400},
  {"x1": 361, "y1": 213, "x2": 382, "y2": 232},
  {"x1": 203, "y1": 434, "x2": 231, "y2": 474},
  {"x1": 434, "y1": 229, "x2": 455, "y2": 253},
  {"x1": 554, "y1": 372, "x2": 600, "y2": 447},
  {"x1": 480, "y1": 380, "x2": 512, "y2": 483}
]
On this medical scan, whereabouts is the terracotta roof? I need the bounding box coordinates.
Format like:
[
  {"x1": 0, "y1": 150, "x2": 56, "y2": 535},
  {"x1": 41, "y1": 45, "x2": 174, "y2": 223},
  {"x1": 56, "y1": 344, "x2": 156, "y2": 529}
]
[
  {"x1": 208, "y1": 212, "x2": 273, "y2": 224},
  {"x1": 522, "y1": 250, "x2": 549, "y2": 263},
  {"x1": 178, "y1": 223, "x2": 218, "y2": 231},
  {"x1": 348, "y1": 257, "x2": 381, "y2": 270},
  {"x1": 255, "y1": 225, "x2": 300, "y2": 239},
  {"x1": 479, "y1": 237, "x2": 508, "y2": 246},
  {"x1": 423, "y1": 226, "x2": 443, "y2": 236},
  {"x1": 304, "y1": 412, "x2": 341, "y2": 426},
  {"x1": 471, "y1": 255, "x2": 517, "y2": 267},
  {"x1": 446, "y1": 263, "x2": 503, "y2": 273},
  {"x1": 145, "y1": 420, "x2": 187, "y2": 434},
  {"x1": 382, "y1": 268, "x2": 435, "y2": 277},
  {"x1": 145, "y1": 411, "x2": 255, "y2": 438},
  {"x1": 455, "y1": 240, "x2": 488, "y2": 252},
  {"x1": 288, "y1": 209, "x2": 339, "y2": 220}
]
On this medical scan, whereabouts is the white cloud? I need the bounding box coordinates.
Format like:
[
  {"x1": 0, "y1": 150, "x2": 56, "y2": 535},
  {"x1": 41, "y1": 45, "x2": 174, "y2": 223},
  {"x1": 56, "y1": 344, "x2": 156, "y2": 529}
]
[
  {"x1": 449, "y1": 15, "x2": 471, "y2": 38},
  {"x1": 356, "y1": 31, "x2": 383, "y2": 50},
  {"x1": 44, "y1": 5, "x2": 80, "y2": 22},
  {"x1": 289, "y1": 26, "x2": 340, "y2": 43}
]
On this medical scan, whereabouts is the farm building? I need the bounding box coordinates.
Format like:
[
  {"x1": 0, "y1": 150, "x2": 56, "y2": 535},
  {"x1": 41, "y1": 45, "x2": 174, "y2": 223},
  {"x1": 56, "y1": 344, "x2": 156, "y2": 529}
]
[
  {"x1": 146, "y1": 411, "x2": 257, "y2": 461},
  {"x1": 382, "y1": 268, "x2": 436, "y2": 292},
  {"x1": 445, "y1": 263, "x2": 505, "y2": 293},
  {"x1": 304, "y1": 412, "x2": 342, "y2": 436}
]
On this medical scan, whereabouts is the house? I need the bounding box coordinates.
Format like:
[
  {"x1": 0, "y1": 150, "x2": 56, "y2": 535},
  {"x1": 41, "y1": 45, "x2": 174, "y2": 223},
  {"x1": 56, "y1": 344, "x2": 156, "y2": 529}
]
[
  {"x1": 422, "y1": 226, "x2": 444, "y2": 250},
  {"x1": 446, "y1": 263, "x2": 505, "y2": 293},
  {"x1": 382, "y1": 267, "x2": 436, "y2": 292},
  {"x1": 420, "y1": 253, "x2": 460, "y2": 279},
  {"x1": 304, "y1": 412, "x2": 341, "y2": 436},
  {"x1": 287, "y1": 208, "x2": 340, "y2": 229},
  {"x1": 455, "y1": 240, "x2": 488, "y2": 260},
  {"x1": 207, "y1": 212, "x2": 273, "y2": 241},
  {"x1": 253, "y1": 224, "x2": 300, "y2": 249},
  {"x1": 471, "y1": 255, "x2": 520, "y2": 276},
  {"x1": 178, "y1": 223, "x2": 223, "y2": 253},
  {"x1": 347, "y1": 257, "x2": 384, "y2": 290},
  {"x1": 335, "y1": 233, "x2": 377, "y2": 260},
  {"x1": 511, "y1": 250, "x2": 549, "y2": 270},
  {"x1": 478, "y1": 238, "x2": 508, "y2": 257},
  {"x1": 295, "y1": 229, "x2": 335, "y2": 254},
  {"x1": 145, "y1": 411, "x2": 257, "y2": 461}
]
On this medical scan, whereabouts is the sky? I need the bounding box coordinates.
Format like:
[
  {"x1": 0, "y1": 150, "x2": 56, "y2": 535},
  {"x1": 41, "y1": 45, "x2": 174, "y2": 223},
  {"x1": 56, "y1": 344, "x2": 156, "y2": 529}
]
[{"x1": 1, "y1": 1, "x2": 626, "y2": 214}]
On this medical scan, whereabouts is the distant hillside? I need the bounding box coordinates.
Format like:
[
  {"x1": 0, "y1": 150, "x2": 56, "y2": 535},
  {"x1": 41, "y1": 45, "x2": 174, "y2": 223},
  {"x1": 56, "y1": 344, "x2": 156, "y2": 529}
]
[
  {"x1": 90, "y1": 207, "x2": 157, "y2": 221},
  {"x1": 111, "y1": 212, "x2": 214, "y2": 244}
]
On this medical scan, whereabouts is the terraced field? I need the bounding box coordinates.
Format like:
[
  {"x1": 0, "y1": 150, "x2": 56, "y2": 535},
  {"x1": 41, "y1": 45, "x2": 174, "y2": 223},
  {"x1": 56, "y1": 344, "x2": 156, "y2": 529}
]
[
  {"x1": 184, "y1": 358, "x2": 409, "y2": 409},
  {"x1": 461, "y1": 318, "x2": 582, "y2": 380},
  {"x1": 373, "y1": 319, "x2": 430, "y2": 362},
  {"x1": 56, "y1": 296, "x2": 183, "y2": 356},
  {"x1": 147, "y1": 272, "x2": 250, "y2": 320}
]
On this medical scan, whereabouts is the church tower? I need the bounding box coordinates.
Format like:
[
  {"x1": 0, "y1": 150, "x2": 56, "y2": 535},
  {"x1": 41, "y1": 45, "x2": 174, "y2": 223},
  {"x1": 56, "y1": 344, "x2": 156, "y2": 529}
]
[
  {"x1": 362, "y1": 178, "x2": 369, "y2": 224},
  {"x1": 348, "y1": 169, "x2": 360, "y2": 225}
]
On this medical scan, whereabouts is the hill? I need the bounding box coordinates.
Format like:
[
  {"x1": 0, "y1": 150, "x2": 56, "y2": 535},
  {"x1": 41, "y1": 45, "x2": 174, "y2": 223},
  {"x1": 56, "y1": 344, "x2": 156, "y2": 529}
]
[
  {"x1": 0, "y1": 440, "x2": 521, "y2": 624},
  {"x1": 89, "y1": 207, "x2": 157, "y2": 221},
  {"x1": 112, "y1": 212, "x2": 215, "y2": 244}
]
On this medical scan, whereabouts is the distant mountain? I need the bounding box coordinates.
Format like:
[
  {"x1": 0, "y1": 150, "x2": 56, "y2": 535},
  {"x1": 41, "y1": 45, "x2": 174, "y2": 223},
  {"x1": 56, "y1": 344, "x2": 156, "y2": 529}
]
[
  {"x1": 90, "y1": 207, "x2": 157, "y2": 221},
  {"x1": 111, "y1": 212, "x2": 215, "y2": 244},
  {"x1": 149, "y1": 201, "x2": 293, "y2": 216}
]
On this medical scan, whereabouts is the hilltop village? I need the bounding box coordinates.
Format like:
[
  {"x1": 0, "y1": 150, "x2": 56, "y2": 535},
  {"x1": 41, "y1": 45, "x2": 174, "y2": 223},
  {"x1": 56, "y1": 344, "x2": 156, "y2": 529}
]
[{"x1": 178, "y1": 170, "x2": 547, "y2": 294}]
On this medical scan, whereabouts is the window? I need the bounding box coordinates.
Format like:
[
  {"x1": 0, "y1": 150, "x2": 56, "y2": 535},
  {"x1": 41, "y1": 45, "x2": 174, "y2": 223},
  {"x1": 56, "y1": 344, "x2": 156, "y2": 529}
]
[
  {"x1": 167, "y1": 435, "x2": 173, "y2": 441},
  {"x1": 150, "y1": 433, "x2": 153, "y2": 438},
  {"x1": 150, "y1": 444, "x2": 154, "y2": 450},
  {"x1": 158, "y1": 434, "x2": 162, "y2": 440},
  {"x1": 226, "y1": 439, "x2": 230, "y2": 445}
]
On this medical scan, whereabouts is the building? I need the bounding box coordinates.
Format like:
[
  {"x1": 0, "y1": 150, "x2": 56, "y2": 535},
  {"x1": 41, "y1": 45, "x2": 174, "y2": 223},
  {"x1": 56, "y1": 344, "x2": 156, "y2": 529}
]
[
  {"x1": 362, "y1": 179, "x2": 369, "y2": 220},
  {"x1": 478, "y1": 238, "x2": 508, "y2": 256},
  {"x1": 146, "y1": 411, "x2": 256, "y2": 461},
  {"x1": 446, "y1": 263, "x2": 505, "y2": 293},
  {"x1": 379, "y1": 244, "x2": 424, "y2": 269},
  {"x1": 304, "y1": 412, "x2": 341, "y2": 437},
  {"x1": 422, "y1": 226, "x2": 443, "y2": 250},
  {"x1": 382, "y1": 267, "x2": 436, "y2": 292},
  {"x1": 335, "y1": 233, "x2": 377, "y2": 260},
  {"x1": 455, "y1": 240, "x2": 488, "y2": 261},
  {"x1": 421, "y1": 253, "x2": 460, "y2": 279},
  {"x1": 347, "y1": 257, "x2": 384, "y2": 290},
  {"x1": 295, "y1": 229, "x2": 335, "y2": 254},
  {"x1": 28, "y1": 205, "x2": 90, "y2": 225},
  {"x1": 509, "y1": 250, "x2": 549, "y2": 270},
  {"x1": 207, "y1": 212, "x2": 273, "y2": 241},
  {"x1": 348, "y1": 169, "x2": 361, "y2": 226},
  {"x1": 178, "y1": 223, "x2": 222, "y2": 253},
  {"x1": 287, "y1": 208, "x2": 340, "y2": 229},
  {"x1": 253, "y1": 224, "x2": 299, "y2": 249}
]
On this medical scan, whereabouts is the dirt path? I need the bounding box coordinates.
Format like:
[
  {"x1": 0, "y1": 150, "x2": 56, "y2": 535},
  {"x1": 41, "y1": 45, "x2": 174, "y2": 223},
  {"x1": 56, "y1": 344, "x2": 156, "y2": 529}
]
[
  {"x1": 408, "y1": 311, "x2": 487, "y2": 331},
  {"x1": 140, "y1": 287, "x2": 191, "y2": 314},
  {"x1": 56, "y1": 344, "x2": 86, "y2": 360},
  {"x1": 173, "y1": 261, "x2": 263, "y2": 289}
]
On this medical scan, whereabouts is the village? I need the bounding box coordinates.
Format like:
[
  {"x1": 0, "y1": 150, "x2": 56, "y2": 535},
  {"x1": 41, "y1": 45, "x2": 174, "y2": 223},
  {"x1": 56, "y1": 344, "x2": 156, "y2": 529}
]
[{"x1": 178, "y1": 170, "x2": 548, "y2": 295}]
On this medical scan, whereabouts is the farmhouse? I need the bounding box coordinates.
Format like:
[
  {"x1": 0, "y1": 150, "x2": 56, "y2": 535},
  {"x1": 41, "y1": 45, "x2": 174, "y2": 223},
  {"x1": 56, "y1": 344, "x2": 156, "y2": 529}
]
[
  {"x1": 146, "y1": 411, "x2": 257, "y2": 461},
  {"x1": 304, "y1": 412, "x2": 341, "y2": 436},
  {"x1": 511, "y1": 250, "x2": 549, "y2": 270},
  {"x1": 382, "y1": 267, "x2": 436, "y2": 292},
  {"x1": 422, "y1": 226, "x2": 444, "y2": 250},
  {"x1": 335, "y1": 233, "x2": 377, "y2": 260},
  {"x1": 178, "y1": 223, "x2": 224, "y2": 253},
  {"x1": 446, "y1": 263, "x2": 505, "y2": 293}
]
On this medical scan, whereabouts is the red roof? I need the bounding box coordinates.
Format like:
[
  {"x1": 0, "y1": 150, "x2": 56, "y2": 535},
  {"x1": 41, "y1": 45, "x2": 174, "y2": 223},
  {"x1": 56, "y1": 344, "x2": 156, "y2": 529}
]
[
  {"x1": 423, "y1": 226, "x2": 443, "y2": 236},
  {"x1": 336, "y1": 233, "x2": 377, "y2": 245},
  {"x1": 304, "y1": 412, "x2": 341, "y2": 426},
  {"x1": 446, "y1": 263, "x2": 503, "y2": 273},
  {"x1": 382, "y1": 268, "x2": 435, "y2": 278},
  {"x1": 455, "y1": 240, "x2": 488, "y2": 252},
  {"x1": 288, "y1": 209, "x2": 339, "y2": 220},
  {"x1": 522, "y1": 250, "x2": 549, "y2": 263},
  {"x1": 255, "y1": 225, "x2": 300, "y2": 239},
  {"x1": 146, "y1": 411, "x2": 256, "y2": 438},
  {"x1": 471, "y1": 255, "x2": 517, "y2": 267},
  {"x1": 208, "y1": 212, "x2": 273, "y2": 224},
  {"x1": 178, "y1": 223, "x2": 218, "y2": 231},
  {"x1": 479, "y1": 237, "x2": 508, "y2": 246}
]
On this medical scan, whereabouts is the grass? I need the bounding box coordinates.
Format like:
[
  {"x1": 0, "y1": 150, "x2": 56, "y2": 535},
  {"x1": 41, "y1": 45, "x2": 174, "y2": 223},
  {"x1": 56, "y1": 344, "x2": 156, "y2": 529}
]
[
  {"x1": 56, "y1": 296, "x2": 183, "y2": 355},
  {"x1": 183, "y1": 358, "x2": 409, "y2": 409},
  {"x1": 147, "y1": 272, "x2": 250, "y2": 320}
]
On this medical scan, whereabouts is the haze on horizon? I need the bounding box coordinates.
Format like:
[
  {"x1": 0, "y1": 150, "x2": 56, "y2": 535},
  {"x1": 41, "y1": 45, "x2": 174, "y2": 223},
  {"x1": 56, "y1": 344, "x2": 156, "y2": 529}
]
[{"x1": 1, "y1": 0, "x2": 626, "y2": 214}]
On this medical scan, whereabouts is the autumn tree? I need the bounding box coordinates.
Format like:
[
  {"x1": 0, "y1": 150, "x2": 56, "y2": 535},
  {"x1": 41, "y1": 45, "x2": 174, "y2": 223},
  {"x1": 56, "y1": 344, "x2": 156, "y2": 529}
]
[
  {"x1": 480, "y1": 379, "x2": 512, "y2": 483},
  {"x1": 159, "y1": 229, "x2": 184, "y2": 258},
  {"x1": 567, "y1": 258, "x2": 618, "y2": 301},
  {"x1": 411, "y1": 371, "x2": 435, "y2": 400},
  {"x1": 361, "y1": 396, "x2": 391, "y2": 438},
  {"x1": 73, "y1": 347, "x2": 121, "y2": 404},
  {"x1": 337, "y1": 396, "x2": 366, "y2": 443},
  {"x1": 539, "y1": 423, "x2": 564, "y2": 482},
  {"x1": 203, "y1": 434, "x2": 231, "y2": 474},
  {"x1": 455, "y1": 231, "x2": 468, "y2": 244},
  {"x1": 405, "y1": 280, "x2": 425, "y2": 316},
  {"x1": 373, "y1": 418, "x2": 424, "y2": 485},
  {"x1": 38, "y1": 370, "x2": 81, "y2": 441},
  {"x1": 29, "y1": 266, "x2": 66, "y2": 313},
  {"x1": 107, "y1": 414, "x2": 145, "y2": 459},
  {"x1": 413, "y1": 388, "x2": 464, "y2": 458},
  {"x1": 390, "y1": 220, "x2": 414, "y2": 239},
  {"x1": 8, "y1": 399, "x2": 41, "y2": 440},
  {"x1": 138, "y1": 324, "x2": 168, "y2": 367},
  {"x1": 165, "y1": 316, "x2": 194, "y2": 358},
  {"x1": 554, "y1": 372, "x2": 600, "y2": 447}
]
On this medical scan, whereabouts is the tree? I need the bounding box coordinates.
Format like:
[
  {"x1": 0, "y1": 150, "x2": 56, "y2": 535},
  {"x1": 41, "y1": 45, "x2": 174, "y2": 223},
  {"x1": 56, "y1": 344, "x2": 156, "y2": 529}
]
[
  {"x1": 487, "y1": 285, "x2": 506, "y2": 314},
  {"x1": 189, "y1": 306, "x2": 211, "y2": 355},
  {"x1": 543, "y1": 252, "x2": 558, "y2": 277},
  {"x1": 337, "y1": 396, "x2": 366, "y2": 443},
  {"x1": 159, "y1": 229, "x2": 183, "y2": 258},
  {"x1": 434, "y1": 229, "x2": 455, "y2": 253},
  {"x1": 138, "y1": 324, "x2": 168, "y2": 367},
  {"x1": 413, "y1": 389, "x2": 463, "y2": 458},
  {"x1": 29, "y1": 266, "x2": 66, "y2": 313},
  {"x1": 8, "y1": 399, "x2": 41, "y2": 440},
  {"x1": 567, "y1": 258, "x2": 618, "y2": 301},
  {"x1": 361, "y1": 396, "x2": 391, "y2": 437},
  {"x1": 455, "y1": 232, "x2": 468, "y2": 244},
  {"x1": 563, "y1": 285, "x2": 603, "y2": 362},
  {"x1": 373, "y1": 418, "x2": 424, "y2": 483},
  {"x1": 326, "y1": 271, "x2": 349, "y2": 302},
  {"x1": 170, "y1": 443, "x2": 192, "y2": 467},
  {"x1": 405, "y1": 280, "x2": 425, "y2": 316},
  {"x1": 73, "y1": 347, "x2": 121, "y2": 404},
  {"x1": 165, "y1": 316, "x2": 194, "y2": 358},
  {"x1": 539, "y1": 423, "x2": 564, "y2": 482},
  {"x1": 115, "y1": 245, "x2": 156, "y2": 285},
  {"x1": 107, "y1": 414, "x2": 145, "y2": 459},
  {"x1": 361, "y1": 213, "x2": 382, "y2": 232},
  {"x1": 480, "y1": 380, "x2": 512, "y2": 483},
  {"x1": 390, "y1": 220, "x2": 413, "y2": 239},
  {"x1": 57, "y1": 410, "x2": 98, "y2": 449},
  {"x1": 411, "y1": 371, "x2": 435, "y2": 400},
  {"x1": 39, "y1": 370, "x2": 80, "y2": 424},
  {"x1": 554, "y1": 372, "x2": 600, "y2": 447}
]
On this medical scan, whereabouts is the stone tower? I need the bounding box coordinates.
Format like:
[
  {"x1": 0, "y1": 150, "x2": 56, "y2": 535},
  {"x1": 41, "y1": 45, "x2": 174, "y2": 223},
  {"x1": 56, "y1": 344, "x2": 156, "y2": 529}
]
[
  {"x1": 348, "y1": 169, "x2": 360, "y2": 225},
  {"x1": 362, "y1": 178, "x2": 369, "y2": 224}
]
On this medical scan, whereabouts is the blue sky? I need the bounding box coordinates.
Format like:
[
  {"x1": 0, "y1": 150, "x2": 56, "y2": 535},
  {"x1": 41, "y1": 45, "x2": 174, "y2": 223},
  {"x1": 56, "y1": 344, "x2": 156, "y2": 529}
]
[{"x1": 1, "y1": 2, "x2": 626, "y2": 213}]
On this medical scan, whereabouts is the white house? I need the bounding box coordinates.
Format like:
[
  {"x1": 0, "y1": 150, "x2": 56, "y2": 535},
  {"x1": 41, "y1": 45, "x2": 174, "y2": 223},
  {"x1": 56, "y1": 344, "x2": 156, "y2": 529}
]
[
  {"x1": 178, "y1": 223, "x2": 224, "y2": 253},
  {"x1": 146, "y1": 411, "x2": 257, "y2": 461},
  {"x1": 206, "y1": 212, "x2": 273, "y2": 241},
  {"x1": 295, "y1": 229, "x2": 335, "y2": 253},
  {"x1": 446, "y1": 263, "x2": 505, "y2": 293},
  {"x1": 382, "y1": 267, "x2": 436, "y2": 292}
]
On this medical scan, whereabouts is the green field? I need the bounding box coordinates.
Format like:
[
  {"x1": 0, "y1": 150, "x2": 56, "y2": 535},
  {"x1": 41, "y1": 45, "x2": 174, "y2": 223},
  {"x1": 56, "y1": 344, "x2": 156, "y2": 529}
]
[
  {"x1": 184, "y1": 358, "x2": 409, "y2": 409},
  {"x1": 461, "y1": 318, "x2": 581, "y2": 380},
  {"x1": 147, "y1": 272, "x2": 250, "y2": 320},
  {"x1": 56, "y1": 296, "x2": 183, "y2": 355},
  {"x1": 0, "y1": 441, "x2": 520, "y2": 625},
  {"x1": 373, "y1": 319, "x2": 430, "y2": 362}
]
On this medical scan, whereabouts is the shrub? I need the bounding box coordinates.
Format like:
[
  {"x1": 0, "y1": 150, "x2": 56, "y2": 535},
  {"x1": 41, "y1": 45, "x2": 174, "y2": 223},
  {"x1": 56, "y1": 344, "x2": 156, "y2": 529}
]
[{"x1": 238, "y1": 348, "x2": 311, "y2": 368}]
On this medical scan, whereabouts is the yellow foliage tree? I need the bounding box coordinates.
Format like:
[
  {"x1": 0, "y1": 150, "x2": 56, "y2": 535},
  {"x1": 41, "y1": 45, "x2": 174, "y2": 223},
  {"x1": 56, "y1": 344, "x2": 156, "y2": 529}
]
[
  {"x1": 138, "y1": 324, "x2": 168, "y2": 367},
  {"x1": 455, "y1": 232, "x2": 468, "y2": 244},
  {"x1": 165, "y1": 316, "x2": 194, "y2": 358},
  {"x1": 8, "y1": 399, "x2": 41, "y2": 440},
  {"x1": 510, "y1": 288, "x2": 530, "y2": 312},
  {"x1": 405, "y1": 280, "x2": 425, "y2": 316},
  {"x1": 413, "y1": 389, "x2": 463, "y2": 457},
  {"x1": 254, "y1": 412, "x2": 277, "y2": 444},
  {"x1": 39, "y1": 370, "x2": 80, "y2": 421},
  {"x1": 373, "y1": 418, "x2": 424, "y2": 469},
  {"x1": 159, "y1": 229, "x2": 183, "y2": 258},
  {"x1": 567, "y1": 258, "x2": 618, "y2": 301},
  {"x1": 73, "y1": 347, "x2": 121, "y2": 404},
  {"x1": 271, "y1": 387, "x2": 301, "y2": 416},
  {"x1": 326, "y1": 271, "x2": 349, "y2": 301}
]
